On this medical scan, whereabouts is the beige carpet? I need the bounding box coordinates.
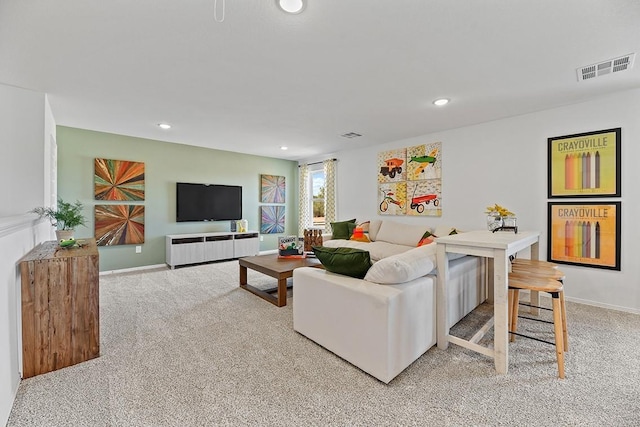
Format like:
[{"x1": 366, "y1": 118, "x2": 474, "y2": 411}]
[{"x1": 8, "y1": 260, "x2": 640, "y2": 426}]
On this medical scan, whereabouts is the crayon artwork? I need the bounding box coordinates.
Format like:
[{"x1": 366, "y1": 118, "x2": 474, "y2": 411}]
[
  {"x1": 563, "y1": 152, "x2": 601, "y2": 190},
  {"x1": 548, "y1": 202, "x2": 620, "y2": 271},
  {"x1": 562, "y1": 221, "x2": 600, "y2": 259},
  {"x1": 548, "y1": 128, "x2": 620, "y2": 197}
]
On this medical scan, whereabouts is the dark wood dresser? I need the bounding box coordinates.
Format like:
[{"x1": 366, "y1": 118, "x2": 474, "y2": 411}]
[{"x1": 19, "y1": 238, "x2": 100, "y2": 378}]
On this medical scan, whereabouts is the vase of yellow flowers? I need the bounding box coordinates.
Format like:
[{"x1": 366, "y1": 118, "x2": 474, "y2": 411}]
[{"x1": 485, "y1": 204, "x2": 515, "y2": 231}]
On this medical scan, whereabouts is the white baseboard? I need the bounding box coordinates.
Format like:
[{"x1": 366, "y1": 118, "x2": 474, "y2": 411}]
[
  {"x1": 534, "y1": 292, "x2": 640, "y2": 315},
  {"x1": 99, "y1": 264, "x2": 167, "y2": 276},
  {"x1": 564, "y1": 295, "x2": 640, "y2": 315}
]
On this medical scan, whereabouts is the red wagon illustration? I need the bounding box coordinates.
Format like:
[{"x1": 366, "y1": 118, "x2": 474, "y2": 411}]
[{"x1": 410, "y1": 193, "x2": 439, "y2": 213}]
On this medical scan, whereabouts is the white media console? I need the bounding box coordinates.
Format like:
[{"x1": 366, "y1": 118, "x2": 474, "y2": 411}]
[{"x1": 166, "y1": 231, "x2": 260, "y2": 269}]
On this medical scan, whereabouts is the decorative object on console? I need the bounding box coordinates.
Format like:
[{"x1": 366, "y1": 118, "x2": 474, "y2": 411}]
[
  {"x1": 260, "y1": 205, "x2": 285, "y2": 234},
  {"x1": 94, "y1": 158, "x2": 145, "y2": 201},
  {"x1": 235, "y1": 219, "x2": 249, "y2": 233},
  {"x1": 485, "y1": 203, "x2": 516, "y2": 232},
  {"x1": 95, "y1": 204, "x2": 145, "y2": 246},
  {"x1": 31, "y1": 198, "x2": 87, "y2": 243},
  {"x1": 260, "y1": 174, "x2": 286, "y2": 203}
]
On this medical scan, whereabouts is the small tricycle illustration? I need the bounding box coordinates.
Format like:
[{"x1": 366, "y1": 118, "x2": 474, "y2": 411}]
[
  {"x1": 379, "y1": 188, "x2": 404, "y2": 212},
  {"x1": 379, "y1": 158, "x2": 404, "y2": 179},
  {"x1": 410, "y1": 193, "x2": 439, "y2": 213}
]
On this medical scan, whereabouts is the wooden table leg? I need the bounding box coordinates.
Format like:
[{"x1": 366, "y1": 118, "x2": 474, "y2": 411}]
[
  {"x1": 239, "y1": 263, "x2": 288, "y2": 307},
  {"x1": 493, "y1": 249, "x2": 509, "y2": 374},
  {"x1": 239, "y1": 264, "x2": 247, "y2": 287},
  {"x1": 277, "y1": 277, "x2": 287, "y2": 307},
  {"x1": 436, "y1": 244, "x2": 449, "y2": 349}
]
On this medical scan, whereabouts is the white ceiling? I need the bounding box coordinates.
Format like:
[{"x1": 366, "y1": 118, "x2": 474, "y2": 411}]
[{"x1": 1, "y1": 1, "x2": 640, "y2": 161}]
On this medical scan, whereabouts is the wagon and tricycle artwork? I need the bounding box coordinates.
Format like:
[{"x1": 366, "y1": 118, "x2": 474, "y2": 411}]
[
  {"x1": 409, "y1": 190, "x2": 439, "y2": 213},
  {"x1": 377, "y1": 142, "x2": 442, "y2": 216},
  {"x1": 379, "y1": 188, "x2": 404, "y2": 212}
]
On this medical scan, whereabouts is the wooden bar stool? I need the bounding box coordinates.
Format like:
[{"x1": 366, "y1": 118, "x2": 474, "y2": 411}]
[
  {"x1": 510, "y1": 266, "x2": 568, "y2": 351},
  {"x1": 511, "y1": 258, "x2": 559, "y2": 269},
  {"x1": 508, "y1": 272, "x2": 566, "y2": 379}
]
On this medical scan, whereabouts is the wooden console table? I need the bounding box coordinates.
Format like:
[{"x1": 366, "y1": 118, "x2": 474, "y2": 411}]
[
  {"x1": 19, "y1": 239, "x2": 100, "y2": 378},
  {"x1": 435, "y1": 230, "x2": 540, "y2": 374}
]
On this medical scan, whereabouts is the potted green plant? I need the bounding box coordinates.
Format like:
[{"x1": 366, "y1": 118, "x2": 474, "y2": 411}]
[{"x1": 32, "y1": 198, "x2": 86, "y2": 242}]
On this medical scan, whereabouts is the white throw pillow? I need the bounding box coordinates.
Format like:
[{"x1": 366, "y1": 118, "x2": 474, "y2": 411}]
[
  {"x1": 368, "y1": 219, "x2": 382, "y2": 241},
  {"x1": 364, "y1": 245, "x2": 436, "y2": 284},
  {"x1": 375, "y1": 221, "x2": 430, "y2": 247}
]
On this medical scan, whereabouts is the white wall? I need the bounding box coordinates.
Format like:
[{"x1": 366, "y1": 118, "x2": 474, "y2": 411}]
[
  {"x1": 0, "y1": 84, "x2": 47, "y2": 217},
  {"x1": 0, "y1": 84, "x2": 54, "y2": 426},
  {"x1": 332, "y1": 89, "x2": 640, "y2": 313}
]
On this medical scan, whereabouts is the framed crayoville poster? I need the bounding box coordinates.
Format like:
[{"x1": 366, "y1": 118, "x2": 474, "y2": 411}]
[
  {"x1": 547, "y1": 128, "x2": 621, "y2": 198},
  {"x1": 547, "y1": 202, "x2": 621, "y2": 270}
]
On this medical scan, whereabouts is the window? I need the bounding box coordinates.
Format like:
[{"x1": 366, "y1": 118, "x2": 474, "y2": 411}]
[{"x1": 310, "y1": 167, "x2": 325, "y2": 227}]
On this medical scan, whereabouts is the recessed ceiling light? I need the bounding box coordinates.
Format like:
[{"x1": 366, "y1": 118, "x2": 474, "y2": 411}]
[
  {"x1": 158, "y1": 123, "x2": 171, "y2": 130},
  {"x1": 280, "y1": 146, "x2": 288, "y2": 150},
  {"x1": 277, "y1": 0, "x2": 305, "y2": 14},
  {"x1": 433, "y1": 98, "x2": 450, "y2": 106}
]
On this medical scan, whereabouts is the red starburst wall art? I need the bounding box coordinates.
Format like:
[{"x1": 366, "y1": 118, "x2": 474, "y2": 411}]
[
  {"x1": 94, "y1": 158, "x2": 145, "y2": 201},
  {"x1": 95, "y1": 205, "x2": 145, "y2": 246}
]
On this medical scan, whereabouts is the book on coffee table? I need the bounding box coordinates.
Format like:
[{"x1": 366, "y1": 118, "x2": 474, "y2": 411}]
[{"x1": 278, "y1": 236, "x2": 305, "y2": 258}]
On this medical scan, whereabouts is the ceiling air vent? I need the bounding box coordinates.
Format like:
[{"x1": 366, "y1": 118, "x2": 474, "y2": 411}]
[
  {"x1": 577, "y1": 53, "x2": 635, "y2": 82},
  {"x1": 341, "y1": 132, "x2": 362, "y2": 139}
]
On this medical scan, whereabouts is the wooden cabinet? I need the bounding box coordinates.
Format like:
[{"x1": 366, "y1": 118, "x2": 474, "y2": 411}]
[
  {"x1": 166, "y1": 232, "x2": 259, "y2": 268},
  {"x1": 19, "y1": 239, "x2": 100, "y2": 378}
]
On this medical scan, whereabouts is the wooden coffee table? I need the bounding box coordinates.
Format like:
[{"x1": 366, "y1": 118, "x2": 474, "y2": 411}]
[{"x1": 239, "y1": 254, "x2": 322, "y2": 307}]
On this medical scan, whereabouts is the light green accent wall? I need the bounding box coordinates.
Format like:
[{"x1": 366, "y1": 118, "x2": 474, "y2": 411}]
[{"x1": 57, "y1": 126, "x2": 298, "y2": 271}]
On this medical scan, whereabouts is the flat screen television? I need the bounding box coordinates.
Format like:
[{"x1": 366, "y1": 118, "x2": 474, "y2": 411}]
[{"x1": 176, "y1": 182, "x2": 242, "y2": 222}]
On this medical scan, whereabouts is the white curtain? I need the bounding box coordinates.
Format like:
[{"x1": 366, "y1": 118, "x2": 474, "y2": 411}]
[
  {"x1": 298, "y1": 163, "x2": 310, "y2": 236},
  {"x1": 323, "y1": 159, "x2": 337, "y2": 235}
]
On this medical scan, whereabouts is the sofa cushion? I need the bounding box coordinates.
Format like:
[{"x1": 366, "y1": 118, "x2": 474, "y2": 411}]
[
  {"x1": 417, "y1": 230, "x2": 435, "y2": 247},
  {"x1": 322, "y1": 239, "x2": 412, "y2": 262},
  {"x1": 312, "y1": 246, "x2": 372, "y2": 279},
  {"x1": 357, "y1": 221, "x2": 370, "y2": 234},
  {"x1": 350, "y1": 228, "x2": 371, "y2": 242},
  {"x1": 330, "y1": 219, "x2": 357, "y2": 240},
  {"x1": 364, "y1": 245, "x2": 436, "y2": 284},
  {"x1": 434, "y1": 225, "x2": 461, "y2": 237},
  {"x1": 368, "y1": 220, "x2": 382, "y2": 241},
  {"x1": 375, "y1": 220, "x2": 430, "y2": 247}
]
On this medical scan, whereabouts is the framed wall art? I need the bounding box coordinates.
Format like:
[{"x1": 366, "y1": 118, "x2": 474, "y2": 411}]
[
  {"x1": 95, "y1": 204, "x2": 145, "y2": 246},
  {"x1": 547, "y1": 128, "x2": 621, "y2": 198},
  {"x1": 94, "y1": 158, "x2": 145, "y2": 201},
  {"x1": 547, "y1": 201, "x2": 621, "y2": 271},
  {"x1": 376, "y1": 142, "x2": 442, "y2": 216},
  {"x1": 260, "y1": 205, "x2": 285, "y2": 234},
  {"x1": 260, "y1": 174, "x2": 285, "y2": 203}
]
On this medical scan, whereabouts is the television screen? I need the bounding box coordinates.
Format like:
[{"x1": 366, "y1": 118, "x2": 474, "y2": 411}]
[{"x1": 176, "y1": 182, "x2": 242, "y2": 222}]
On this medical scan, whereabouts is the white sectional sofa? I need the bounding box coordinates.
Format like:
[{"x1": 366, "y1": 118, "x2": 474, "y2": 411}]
[{"x1": 293, "y1": 219, "x2": 486, "y2": 383}]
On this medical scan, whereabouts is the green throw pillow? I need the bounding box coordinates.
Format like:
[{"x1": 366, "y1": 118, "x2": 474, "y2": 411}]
[
  {"x1": 312, "y1": 246, "x2": 372, "y2": 279},
  {"x1": 330, "y1": 218, "x2": 357, "y2": 240}
]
